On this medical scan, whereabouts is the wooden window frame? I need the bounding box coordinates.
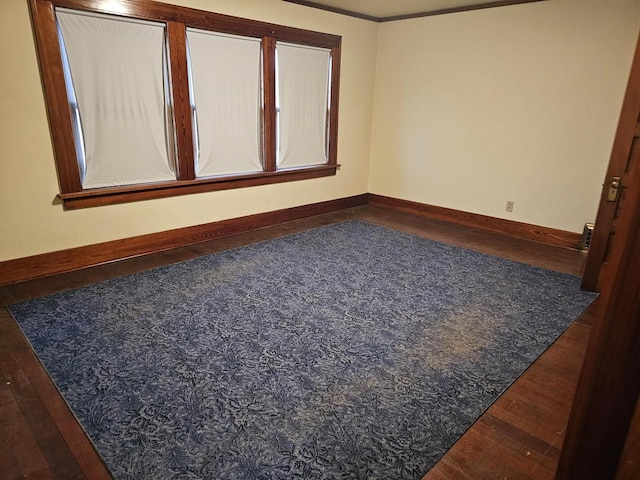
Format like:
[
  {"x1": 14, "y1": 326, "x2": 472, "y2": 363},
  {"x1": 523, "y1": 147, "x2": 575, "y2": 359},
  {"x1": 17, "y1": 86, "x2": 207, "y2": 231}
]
[{"x1": 29, "y1": 0, "x2": 342, "y2": 210}]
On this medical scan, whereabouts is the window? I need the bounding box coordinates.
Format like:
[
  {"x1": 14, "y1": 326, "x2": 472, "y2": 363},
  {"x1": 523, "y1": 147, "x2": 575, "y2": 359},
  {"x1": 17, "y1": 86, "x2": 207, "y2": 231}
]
[
  {"x1": 186, "y1": 29, "x2": 263, "y2": 177},
  {"x1": 30, "y1": 0, "x2": 341, "y2": 209},
  {"x1": 56, "y1": 10, "x2": 176, "y2": 189},
  {"x1": 276, "y1": 42, "x2": 332, "y2": 169}
]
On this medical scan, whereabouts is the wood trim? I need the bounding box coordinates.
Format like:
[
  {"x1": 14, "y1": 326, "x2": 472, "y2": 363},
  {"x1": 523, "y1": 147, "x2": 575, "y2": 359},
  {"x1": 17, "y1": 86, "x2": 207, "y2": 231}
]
[
  {"x1": 1, "y1": 192, "x2": 583, "y2": 286},
  {"x1": 282, "y1": 0, "x2": 546, "y2": 23},
  {"x1": 0, "y1": 194, "x2": 368, "y2": 286},
  {"x1": 29, "y1": 0, "x2": 82, "y2": 193},
  {"x1": 555, "y1": 84, "x2": 640, "y2": 479},
  {"x1": 328, "y1": 45, "x2": 341, "y2": 166},
  {"x1": 262, "y1": 36, "x2": 277, "y2": 173},
  {"x1": 167, "y1": 21, "x2": 195, "y2": 181},
  {"x1": 581, "y1": 32, "x2": 640, "y2": 292},
  {"x1": 281, "y1": 0, "x2": 380, "y2": 22},
  {"x1": 40, "y1": 0, "x2": 342, "y2": 47},
  {"x1": 59, "y1": 165, "x2": 339, "y2": 209},
  {"x1": 379, "y1": 0, "x2": 546, "y2": 22},
  {"x1": 368, "y1": 194, "x2": 581, "y2": 249}
]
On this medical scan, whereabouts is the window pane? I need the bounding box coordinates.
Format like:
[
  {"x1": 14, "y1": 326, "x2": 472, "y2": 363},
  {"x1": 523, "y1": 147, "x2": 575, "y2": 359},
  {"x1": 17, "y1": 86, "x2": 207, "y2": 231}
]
[
  {"x1": 186, "y1": 29, "x2": 262, "y2": 177},
  {"x1": 276, "y1": 42, "x2": 331, "y2": 169},
  {"x1": 56, "y1": 9, "x2": 176, "y2": 189},
  {"x1": 56, "y1": 22, "x2": 87, "y2": 183}
]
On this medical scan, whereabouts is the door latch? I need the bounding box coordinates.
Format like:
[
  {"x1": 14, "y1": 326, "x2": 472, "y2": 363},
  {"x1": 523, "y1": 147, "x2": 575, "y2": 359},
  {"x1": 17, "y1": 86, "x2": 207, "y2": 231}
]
[{"x1": 607, "y1": 176, "x2": 621, "y2": 202}]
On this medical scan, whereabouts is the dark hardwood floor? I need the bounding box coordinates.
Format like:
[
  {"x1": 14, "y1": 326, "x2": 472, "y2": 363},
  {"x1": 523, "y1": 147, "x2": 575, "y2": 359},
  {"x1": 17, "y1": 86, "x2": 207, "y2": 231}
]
[{"x1": 0, "y1": 205, "x2": 632, "y2": 479}]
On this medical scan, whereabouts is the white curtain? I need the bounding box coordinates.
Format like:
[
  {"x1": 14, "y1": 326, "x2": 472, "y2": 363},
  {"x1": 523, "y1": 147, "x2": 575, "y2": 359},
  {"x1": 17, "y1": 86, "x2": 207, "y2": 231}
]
[
  {"x1": 276, "y1": 42, "x2": 331, "y2": 169},
  {"x1": 56, "y1": 9, "x2": 175, "y2": 189},
  {"x1": 186, "y1": 29, "x2": 262, "y2": 177}
]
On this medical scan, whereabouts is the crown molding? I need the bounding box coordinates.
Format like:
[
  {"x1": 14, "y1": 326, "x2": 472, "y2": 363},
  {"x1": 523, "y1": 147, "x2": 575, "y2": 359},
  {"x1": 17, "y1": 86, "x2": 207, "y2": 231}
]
[{"x1": 283, "y1": 0, "x2": 546, "y2": 23}]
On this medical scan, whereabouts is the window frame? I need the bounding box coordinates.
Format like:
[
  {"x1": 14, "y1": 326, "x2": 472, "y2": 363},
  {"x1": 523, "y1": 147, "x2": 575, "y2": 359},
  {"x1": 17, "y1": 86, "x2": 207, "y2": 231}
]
[{"x1": 29, "y1": 0, "x2": 341, "y2": 210}]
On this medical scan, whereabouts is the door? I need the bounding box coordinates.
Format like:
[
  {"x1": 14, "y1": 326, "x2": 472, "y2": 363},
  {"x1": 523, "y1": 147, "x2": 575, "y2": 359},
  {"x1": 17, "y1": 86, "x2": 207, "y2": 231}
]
[
  {"x1": 555, "y1": 85, "x2": 640, "y2": 480},
  {"x1": 582, "y1": 33, "x2": 640, "y2": 292}
]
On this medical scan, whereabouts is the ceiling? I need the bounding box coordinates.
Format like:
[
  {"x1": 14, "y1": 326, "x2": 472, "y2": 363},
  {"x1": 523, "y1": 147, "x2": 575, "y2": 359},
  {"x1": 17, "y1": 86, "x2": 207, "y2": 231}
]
[{"x1": 283, "y1": 0, "x2": 541, "y2": 21}]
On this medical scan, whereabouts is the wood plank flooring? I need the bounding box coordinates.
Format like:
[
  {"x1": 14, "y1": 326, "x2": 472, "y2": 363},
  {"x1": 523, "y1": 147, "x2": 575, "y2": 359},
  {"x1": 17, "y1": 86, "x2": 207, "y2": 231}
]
[{"x1": 0, "y1": 205, "x2": 628, "y2": 479}]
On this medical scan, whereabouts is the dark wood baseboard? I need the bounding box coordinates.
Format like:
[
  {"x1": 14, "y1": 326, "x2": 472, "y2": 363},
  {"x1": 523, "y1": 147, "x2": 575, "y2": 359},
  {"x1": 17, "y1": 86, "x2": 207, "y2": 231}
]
[
  {"x1": 0, "y1": 192, "x2": 582, "y2": 287},
  {"x1": 368, "y1": 194, "x2": 581, "y2": 250},
  {"x1": 0, "y1": 194, "x2": 368, "y2": 286}
]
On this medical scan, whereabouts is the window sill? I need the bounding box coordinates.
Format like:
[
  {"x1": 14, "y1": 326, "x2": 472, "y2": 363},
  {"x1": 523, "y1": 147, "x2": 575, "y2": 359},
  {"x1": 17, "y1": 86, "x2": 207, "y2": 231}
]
[{"x1": 58, "y1": 164, "x2": 339, "y2": 210}]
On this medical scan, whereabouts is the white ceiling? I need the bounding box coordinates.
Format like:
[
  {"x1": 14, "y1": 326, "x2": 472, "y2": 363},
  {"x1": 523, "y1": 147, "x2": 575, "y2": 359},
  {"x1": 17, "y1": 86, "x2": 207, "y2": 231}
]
[{"x1": 296, "y1": 0, "x2": 512, "y2": 19}]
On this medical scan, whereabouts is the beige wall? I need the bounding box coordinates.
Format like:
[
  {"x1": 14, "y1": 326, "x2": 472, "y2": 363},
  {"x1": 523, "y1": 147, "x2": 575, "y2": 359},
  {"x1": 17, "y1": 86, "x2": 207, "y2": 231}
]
[
  {"x1": 0, "y1": 0, "x2": 378, "y2": 261},
  {"x1": 3, "y1": 0, "x2": 640, "y2": 263},
  {"x1": 369, "y1": 0, "x2": 640, "y2": 233}
]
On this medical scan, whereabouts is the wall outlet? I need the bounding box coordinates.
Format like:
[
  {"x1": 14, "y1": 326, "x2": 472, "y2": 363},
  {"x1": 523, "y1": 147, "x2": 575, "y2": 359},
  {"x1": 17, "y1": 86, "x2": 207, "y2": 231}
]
[{"x1": 506, "y1": 201, "x2": 514, "y2": 212}]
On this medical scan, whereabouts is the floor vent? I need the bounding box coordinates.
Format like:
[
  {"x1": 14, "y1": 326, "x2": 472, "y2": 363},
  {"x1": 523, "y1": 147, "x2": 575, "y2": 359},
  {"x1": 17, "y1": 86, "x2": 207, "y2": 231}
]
[{"x1": 580, "y1": 223, "x2": 595, "y2": 252}]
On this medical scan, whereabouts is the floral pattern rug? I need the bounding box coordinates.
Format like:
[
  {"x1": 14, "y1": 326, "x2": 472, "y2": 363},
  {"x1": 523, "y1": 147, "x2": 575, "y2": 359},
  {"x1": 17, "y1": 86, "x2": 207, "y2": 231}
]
[{"x1": 9, "y1": 221, "x2": 596, "y2": 479}]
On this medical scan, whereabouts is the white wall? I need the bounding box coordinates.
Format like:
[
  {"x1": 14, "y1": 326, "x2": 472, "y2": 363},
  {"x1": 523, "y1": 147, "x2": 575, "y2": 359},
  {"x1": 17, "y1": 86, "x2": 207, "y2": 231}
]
[
  {"x1": 0, "y1": 0, "x2": 378, "y2": 261},
  {"x1": 369, "y1": 0, "x2": 640, "y2": 232}
]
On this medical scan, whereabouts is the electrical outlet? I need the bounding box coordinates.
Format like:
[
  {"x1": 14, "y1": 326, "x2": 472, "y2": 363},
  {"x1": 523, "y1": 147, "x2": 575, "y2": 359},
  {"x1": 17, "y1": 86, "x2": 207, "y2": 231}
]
[{"x1": 506, "y1": 201, "x2": 514, "y2": 212}]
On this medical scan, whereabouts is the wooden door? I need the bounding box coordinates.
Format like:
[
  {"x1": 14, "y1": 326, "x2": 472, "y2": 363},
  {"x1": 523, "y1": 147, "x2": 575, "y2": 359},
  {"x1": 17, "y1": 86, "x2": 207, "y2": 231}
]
[
  {"x1": 582, "y1": 33, "x2": 640, "y2": 292},
  {"x1": 554, "y1": 90, "x2": 640, "y2": 480}
]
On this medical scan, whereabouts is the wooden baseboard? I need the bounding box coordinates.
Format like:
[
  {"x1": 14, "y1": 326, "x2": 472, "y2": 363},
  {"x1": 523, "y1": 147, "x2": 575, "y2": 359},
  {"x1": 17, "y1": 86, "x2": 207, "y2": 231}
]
[
  {"x1": 368, "y1": 194, "x2": 581, "y2": 250},
  {"x1": 0, "y1": 193, "x2": 582, "y2": 286},
  {"x1": 0, "y1": 194, "x2": 368, "y2": 286}
]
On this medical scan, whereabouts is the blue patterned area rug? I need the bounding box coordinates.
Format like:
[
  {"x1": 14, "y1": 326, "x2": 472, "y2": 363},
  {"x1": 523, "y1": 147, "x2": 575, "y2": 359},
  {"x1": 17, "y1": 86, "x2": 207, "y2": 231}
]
[{"x1": 9, "y1": 221, "x2": 595, "y2": 480}]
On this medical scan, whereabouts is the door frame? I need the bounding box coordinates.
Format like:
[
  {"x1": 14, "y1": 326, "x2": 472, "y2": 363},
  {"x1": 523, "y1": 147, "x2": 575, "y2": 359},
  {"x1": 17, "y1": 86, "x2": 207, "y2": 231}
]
[
  {"x1": 556, "y1": 64, "x2": 640, "y2": 479},
  {"x1": 581, "y1": 33, "x2": 640, "y2": 292}
]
